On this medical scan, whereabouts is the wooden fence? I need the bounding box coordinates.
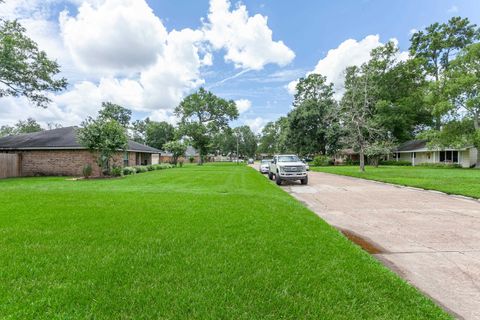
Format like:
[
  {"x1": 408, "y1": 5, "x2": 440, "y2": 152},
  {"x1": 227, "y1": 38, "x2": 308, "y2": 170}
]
[{"x1": 0, "y1": 153, "x2": 21, "y2": 179}]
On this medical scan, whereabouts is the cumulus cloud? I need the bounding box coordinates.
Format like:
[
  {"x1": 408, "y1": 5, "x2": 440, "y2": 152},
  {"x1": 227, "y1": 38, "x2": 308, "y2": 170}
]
[
  {"x1": 140, "y1": 28, "x2": 207, "y2": 110},
  {"x1": 59, "y1": 0, "x2": 168, "y2": 72},
  {"x1": 1, "y1": 0, "x2": 295, "y2": 127},
  {"x1": 203, "y1": 0, "x2": 295, "y2": 70},
  {"x1": 235, "y1": 99, "x2": 252, "y2": 113},
  {"x1": 288, "y1": 35, "x2": 407, "y2": 98},
  {"x1": 244, "y1": 117, "x2": 267, "y2": 133}
]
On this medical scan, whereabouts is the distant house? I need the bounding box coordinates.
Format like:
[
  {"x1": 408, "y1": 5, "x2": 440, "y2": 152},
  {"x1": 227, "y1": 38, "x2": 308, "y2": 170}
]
[
  {"x1": 0, "y1": 126, "x2": 161, "y2": 177},
  {"x1": 160, "y1": 145, "x2": 201, "y2": 163},
  {"x1": 334, "y1": 148, "x2": 359, "y2": 165},
  {"x1": 394, "y1": 139, "x2": 478, "y2": 168}
]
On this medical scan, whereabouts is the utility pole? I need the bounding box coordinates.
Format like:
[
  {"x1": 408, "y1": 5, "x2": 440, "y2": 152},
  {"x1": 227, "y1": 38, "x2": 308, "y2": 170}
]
[{"x1": 236, "y1": 132, "x2": 239, "y2": 165}]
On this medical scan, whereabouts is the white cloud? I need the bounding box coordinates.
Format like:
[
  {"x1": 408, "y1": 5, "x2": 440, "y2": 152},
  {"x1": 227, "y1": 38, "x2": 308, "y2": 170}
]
[
  {"x1": 149, "y1": 109, "x2": 179, "y2": 125},
  {"x1": 447, "y1": 5, "x2": 459, "y2": 13},
  {"x1": 235, "y1": 99, "x2": 252, "y2": 113},
  {"x1": 59, "y1": 0, "x2": 168, "y2": 72},
  {"x1": 244, "y1": 117, "x2": 267, "y2": 133},
  {"x1": 203, "y1": 0, "x2": 295, "y2": 70},
  {"x1": 0, "y1": 0, "x2": 296, "y2": 128},
  {"x1": 288, "y1": 35, "x2": 407, "y2": 98},
  {"x1": 140, "y1": 28, "x2": 207, "y2": 110}
]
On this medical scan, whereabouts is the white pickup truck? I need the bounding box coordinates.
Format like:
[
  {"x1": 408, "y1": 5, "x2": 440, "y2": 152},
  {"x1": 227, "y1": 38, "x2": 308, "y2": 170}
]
[{"x1": 268, "y1": 154, "x2": 308, "y2": 185}]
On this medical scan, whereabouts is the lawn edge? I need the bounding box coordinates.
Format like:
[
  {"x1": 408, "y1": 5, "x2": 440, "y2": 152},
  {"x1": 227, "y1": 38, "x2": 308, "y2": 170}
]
[{"x1": 311, "y1": 167, "x2": 480, "y2": 203}]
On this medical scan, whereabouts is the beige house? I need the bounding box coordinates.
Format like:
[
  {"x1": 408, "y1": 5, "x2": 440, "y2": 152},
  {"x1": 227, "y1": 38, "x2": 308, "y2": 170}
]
[{"x1": 394, "y1": 140, "x2": 478, "y2": 168}]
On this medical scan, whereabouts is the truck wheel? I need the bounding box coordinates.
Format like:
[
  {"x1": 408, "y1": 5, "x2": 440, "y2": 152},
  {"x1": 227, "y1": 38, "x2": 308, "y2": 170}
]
[
  {"x1": 275, "y1": 174, "x2": 282, "y2": 185},
  {"x1": 301, "y1": 176, "x2": 308, "y2": 185},
  {"x1": 268, "y1": 172, "x2": 273, "y2": 180}
]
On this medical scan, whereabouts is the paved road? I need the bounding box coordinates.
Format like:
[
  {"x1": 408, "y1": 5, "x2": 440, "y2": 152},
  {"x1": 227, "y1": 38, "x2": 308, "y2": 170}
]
[{"x1": 254, "y1": 166, "x2": 480, "y2": 319}]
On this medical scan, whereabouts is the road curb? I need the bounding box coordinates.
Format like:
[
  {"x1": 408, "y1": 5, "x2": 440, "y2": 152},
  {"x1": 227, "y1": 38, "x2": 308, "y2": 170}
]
[{"x1": 312, "y1": 170, "x2": 480, "y2": 205}]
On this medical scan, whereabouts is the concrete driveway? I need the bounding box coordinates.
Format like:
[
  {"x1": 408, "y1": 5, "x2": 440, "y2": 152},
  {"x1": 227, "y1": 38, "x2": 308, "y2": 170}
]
[{"x1": 257, "y1": 167, "x2": 480, "y2": 319}]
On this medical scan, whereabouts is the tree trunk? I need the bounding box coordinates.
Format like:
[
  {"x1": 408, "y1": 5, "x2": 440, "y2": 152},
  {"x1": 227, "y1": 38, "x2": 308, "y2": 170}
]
[{"x1": 359, "y1": 149, "x2": 365, "y2": 172}]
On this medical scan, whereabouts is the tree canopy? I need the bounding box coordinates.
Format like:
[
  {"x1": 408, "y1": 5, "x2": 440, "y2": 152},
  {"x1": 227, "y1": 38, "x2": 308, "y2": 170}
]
[
  {"x1": 98, "y1": 102, "x2": 132, "y2": 128},
  {"x1": 77, "y1": 117, "x2": 128, "y2": 175},
  {"x1": 175, "y1": 88, "x2": 238, "y2": 163},
  {"x1": 0, "y1": 20, "x2": 67, "y2": 107}
]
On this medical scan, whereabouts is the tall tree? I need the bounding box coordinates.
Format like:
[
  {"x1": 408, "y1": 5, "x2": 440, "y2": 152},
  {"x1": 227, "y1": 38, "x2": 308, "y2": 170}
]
[
  {"x1": 211, "y1": 128, "x2": 236, "y2": 158},
  {"x1": 0, "y1": 118, "x2": 43, "y2": 136},
  {"x1": 409, "y1": 17, "x2": 479, "y2": 128},
  {"x1": 287, "y1": 74, "x2": 341, "y2": 155},
  {"x1": 233, "y1": 125, "x2": 257, "y2": 158},
  {"x1": 341, "y1": 65, "x2": 387, "y2": 172},
  {"x1": 258, "y1": 121, "x2": 280, "y2": 154},
  {"x1": 363, "y1": 41, "x2": 433, "y2": 142},
  {"x1": 131, "y1": 118, "x2": 150, "y2": 143},
  {"x1": 444, "y1": 42, "x2": 480, "y2": 166},
  {"x1": 98, "y1": 102, "x2": 132, "y2": 128},
  {"x1": 145, "y1": 121, "x2": 175, "y2": 150},
  {"x1": 14, "y1": 118, "x2": 43, "y2": 134},
  {"x1": 175, "y1": 88, "x2": 238, "y2": 164},
  {"x1": 0, "y1": 20, "x2": 67, "y2": 107}
]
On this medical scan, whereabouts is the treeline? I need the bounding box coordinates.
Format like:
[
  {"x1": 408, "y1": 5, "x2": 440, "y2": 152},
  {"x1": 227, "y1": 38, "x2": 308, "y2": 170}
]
[{"x1": 258, "y1": 17, "x2": 480, "y2": 170}]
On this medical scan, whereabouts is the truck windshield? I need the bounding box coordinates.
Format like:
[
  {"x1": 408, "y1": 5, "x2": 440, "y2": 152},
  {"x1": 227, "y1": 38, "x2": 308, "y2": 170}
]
[
  {"x1": 278, "y1": 155, "x2": 300, "y2": 162},
  {"x1": 261, "y1": 160, "x2": 271, "y2": 164}
]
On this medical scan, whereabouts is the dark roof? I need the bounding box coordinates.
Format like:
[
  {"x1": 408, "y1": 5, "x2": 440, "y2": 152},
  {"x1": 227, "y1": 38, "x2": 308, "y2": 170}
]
[
  {"x1": 395, "y1": 139, "x2": 428, "y2": 152},
  {"x1": 0, "y1": 126, "x2": 160, "y2": 153}
]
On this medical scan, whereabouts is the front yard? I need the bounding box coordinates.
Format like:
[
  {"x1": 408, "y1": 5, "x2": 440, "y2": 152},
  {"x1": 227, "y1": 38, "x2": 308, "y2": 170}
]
[
  {"x1": 0, "y1": 164, "x2": 449, "y2": 319},
  {"x1": 311, "y1": 165, "x2": 480, "y2": 199}
]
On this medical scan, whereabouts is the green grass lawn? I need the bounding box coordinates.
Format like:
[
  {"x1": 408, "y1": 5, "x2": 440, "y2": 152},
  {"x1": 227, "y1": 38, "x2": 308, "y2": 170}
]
[
  {"x1": 0, "y1": 164, "x2": 450, "y2": 319},
  {"x1": 311, "y1": 165, "x2": 480, "y2": 199}
]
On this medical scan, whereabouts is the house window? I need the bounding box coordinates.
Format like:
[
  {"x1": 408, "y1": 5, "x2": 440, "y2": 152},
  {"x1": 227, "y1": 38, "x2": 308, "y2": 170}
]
[
  {"x1": 123, "y1": 152, "x2": 129, "y2": 166},
  {"x1": 453, "y1": 151, "x2": 458, "y2": 163},
  {"x1": 412, "y1": 152, "x2": 416, "y2": 159},
  {"x1": 439, "y1": 151, "x2": 459, "y2": 163}
]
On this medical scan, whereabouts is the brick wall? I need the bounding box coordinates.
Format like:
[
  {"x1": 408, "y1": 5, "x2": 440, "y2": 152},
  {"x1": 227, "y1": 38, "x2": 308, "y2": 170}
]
[{"x1": 20, "y1": 150, "x2": 129, "y2": 177}]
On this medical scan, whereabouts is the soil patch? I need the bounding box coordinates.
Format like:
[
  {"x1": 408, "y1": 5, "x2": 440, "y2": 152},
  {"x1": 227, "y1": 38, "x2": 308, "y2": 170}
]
[{"x1": 340, "y1": 229, "x2": 385, "y2": 254}]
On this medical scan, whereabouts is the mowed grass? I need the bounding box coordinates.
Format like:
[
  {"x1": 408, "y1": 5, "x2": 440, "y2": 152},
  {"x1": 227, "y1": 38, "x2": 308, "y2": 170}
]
[
  {"x1": 0, "y1": 165, "x2": 449, "y2": 319},
  {"x1": 311, "y1": 165, "x2": 480, "y2": 199}
]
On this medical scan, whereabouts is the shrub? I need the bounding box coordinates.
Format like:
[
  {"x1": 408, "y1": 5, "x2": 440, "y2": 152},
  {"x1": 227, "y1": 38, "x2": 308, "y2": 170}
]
[
  {"x1": 110, "y1": 166, "x2": 123, "y2": 177},
  {"x1": 178, "y1": 160, "x2": 184, "y2": 168},
  {"x1": 380, "y1": 160, "x2": 412, "y2": 166},
  {"x1": 345, "y1": 158, "x2": 360, "y2": 166},
  {"x1": 312, "y1": 155, "x2": 333, "y2": 167},
  {"x1": 123, "y1": 167, "x2": 136, "y2": 175},
  {"x1": 416, "y1": 163, "x2": 462, "y2": 169},
  {"x1": 189, "y1": 156, "x2": 195, "y2": 163},
  {"x1": 135, "y1": 166, "x2": 148, "y2": 173},
  {"x1": 82, "y1": 164, "x2": 93, "y2": 179},
  {"x1": 147, "y1": 165, "x2": 155, "y2": 171}
]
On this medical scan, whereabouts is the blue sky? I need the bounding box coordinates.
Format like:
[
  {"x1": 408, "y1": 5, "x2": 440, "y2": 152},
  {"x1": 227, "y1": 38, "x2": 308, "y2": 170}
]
[{"x1": 1, "y1": 0, "x2": 479, "y2": 132}]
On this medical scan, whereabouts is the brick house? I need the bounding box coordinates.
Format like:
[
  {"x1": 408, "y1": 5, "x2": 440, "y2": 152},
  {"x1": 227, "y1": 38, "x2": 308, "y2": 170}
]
[{"x1": 0, "y1": 126, "x2": 162, "y2": 177}]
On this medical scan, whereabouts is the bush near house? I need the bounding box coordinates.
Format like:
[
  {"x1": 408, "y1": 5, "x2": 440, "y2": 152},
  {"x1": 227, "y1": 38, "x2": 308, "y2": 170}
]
[
  {"x1": 311, "y1": 155, "x2": 333, "y2": 166},
  {"x1": 110, "y1": 166, "x2": 123, "y2": 177},
  {"x1": 416, "y1": 163, "x2": 462, "y2": 169},
  {"x1": 379, "y1": 160, "x2": 411, "y2": 166},
  {"x1": 123, "y1": 163, "x2": 175, "y2": 176}
]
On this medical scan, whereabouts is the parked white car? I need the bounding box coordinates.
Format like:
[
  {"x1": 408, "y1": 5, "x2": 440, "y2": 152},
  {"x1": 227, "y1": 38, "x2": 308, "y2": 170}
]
[
  {"x1": 268, "y1": 154, "x2": 308, "y2": 185},
  {"x1": 259, "y1": 159, "x2": 271, "y2": 173}
]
